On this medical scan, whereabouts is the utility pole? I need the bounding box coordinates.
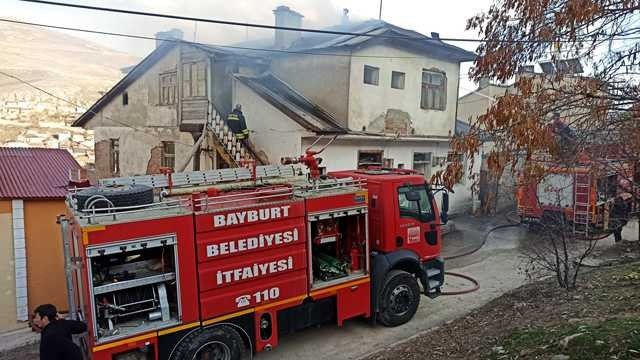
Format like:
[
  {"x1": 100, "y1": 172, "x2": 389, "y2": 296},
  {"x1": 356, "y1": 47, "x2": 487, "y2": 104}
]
[{"x1": 378, "y1": 0, "x2": 383, "y2": 20}]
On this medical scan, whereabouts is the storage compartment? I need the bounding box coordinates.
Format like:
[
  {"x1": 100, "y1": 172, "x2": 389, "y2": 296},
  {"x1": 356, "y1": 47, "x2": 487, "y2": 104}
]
[
  {"x1": 310, "y1": 210, "x2": 368, "y2": 288},
  {"x1": 87, "y1": 236, "x2": 180, "y2": 343}
]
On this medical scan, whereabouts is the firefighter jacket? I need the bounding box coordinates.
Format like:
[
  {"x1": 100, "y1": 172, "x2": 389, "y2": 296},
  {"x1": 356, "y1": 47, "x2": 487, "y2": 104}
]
[{"x1": 227, "y1": 109, "x2": 249, "y2": 140}]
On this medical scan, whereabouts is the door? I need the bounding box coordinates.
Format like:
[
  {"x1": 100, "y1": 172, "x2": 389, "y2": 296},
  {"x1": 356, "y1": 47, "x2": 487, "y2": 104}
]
[{"x1": 396, "y1": 185, "x2": 440, "y2": 260}]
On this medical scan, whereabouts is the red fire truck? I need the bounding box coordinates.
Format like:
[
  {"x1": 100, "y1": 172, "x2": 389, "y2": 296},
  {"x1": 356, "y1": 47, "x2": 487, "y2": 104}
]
[
  {"x1": 60, "y1": 162, "x2": 449, "y2": 359},
  {"x1": 516, "y1": 159, "x2": 636, "y2": 238}
]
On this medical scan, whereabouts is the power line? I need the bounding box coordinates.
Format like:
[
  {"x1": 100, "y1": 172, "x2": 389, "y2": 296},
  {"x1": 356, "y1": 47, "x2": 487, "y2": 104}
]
[
  {"x1": 0, "y1": 18, "x2": 452, "y2": 60},
  {"x1": 20, "y1": 0, "x2": 634, "y2": 44},
  {"x1": 21, "y1": 0, "x2": 478, "y2": 42},
  {"x1": 0, "y1": 70, "x2": 195, "y2": 147}
]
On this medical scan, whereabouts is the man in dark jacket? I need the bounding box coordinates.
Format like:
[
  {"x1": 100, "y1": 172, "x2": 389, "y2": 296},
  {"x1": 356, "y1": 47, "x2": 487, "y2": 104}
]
[
  {"x1": 227, "y1": 104, "x2": 249, "y2": 140},
  {"x1": 33, "y1": 304, "x2": 86, "y2": 360},
  {"x1": 610, "y1": 195, "x2": 630, "y2": 242}
]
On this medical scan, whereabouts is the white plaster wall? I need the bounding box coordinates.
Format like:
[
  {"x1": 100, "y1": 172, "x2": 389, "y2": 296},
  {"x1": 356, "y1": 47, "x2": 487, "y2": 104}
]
[
  {"x1": 348, "y1": 45, "x2": 460, "y2": 137},
  {"x1": 270, "y1": 51, "x2": 351, "y2": 126},
  {"x1": 94, "y1": 127, "x2": 194, "y2": 176},
  {"x1": 85, "y1": 46, "x2": 180, "y2": 129},
  {"x1": 232, "y1": 79, "x2": 311, "y2": 163},
  {"x1": 457, "y1": 84, "x2": 513, "y2": 124},
  {"x1": 301, "y1": 138, "x2": 475, "y2": 214}
]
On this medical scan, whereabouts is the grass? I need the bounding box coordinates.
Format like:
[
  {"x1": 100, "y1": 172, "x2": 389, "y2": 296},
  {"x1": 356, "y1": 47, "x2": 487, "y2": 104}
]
[{"x1": 487, "y1": 318, "x2": 640, "y2": 359}]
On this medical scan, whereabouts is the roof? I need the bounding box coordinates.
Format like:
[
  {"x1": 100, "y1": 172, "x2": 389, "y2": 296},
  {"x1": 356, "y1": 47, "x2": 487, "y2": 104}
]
[
  {"x1": 0, "y1": 148, "x2": 81, "y2": 199},
  {"x1": 73, "y1": 41, "x2": 244, "y2": 128},
  {"x1": 73, "y1": 41, "x2": 178, "y2": 127},
  {"x1": 286, "y1": 20, "x2": 476, "y2": 62},
  {"x1": 455, "y1": 119, "x2": 492, "y2": 142},
  {"x1": 234, "y1": 73, "x2": 347, "y2": 134},
  {"x1": 227, "y1": 20, "x2": 475, "y2": 63}
]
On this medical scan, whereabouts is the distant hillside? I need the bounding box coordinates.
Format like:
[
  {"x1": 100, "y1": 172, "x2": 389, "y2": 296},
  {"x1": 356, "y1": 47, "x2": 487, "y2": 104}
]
[
  {"x1": 0, "y1": 20, "x2": 138, "y2": 103},
  {"x1": 0, "y1": 20, "x2": 139, "y2": 166}
]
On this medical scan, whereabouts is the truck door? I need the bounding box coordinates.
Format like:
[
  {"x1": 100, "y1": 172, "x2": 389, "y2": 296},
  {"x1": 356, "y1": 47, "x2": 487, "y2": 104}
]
[{"x1": 396, "y1": 185, "x2": 441, "y2": 259}]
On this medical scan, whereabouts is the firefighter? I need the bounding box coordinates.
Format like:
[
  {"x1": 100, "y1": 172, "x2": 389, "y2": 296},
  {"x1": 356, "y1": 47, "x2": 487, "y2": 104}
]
[
  {"x1": 32, "y1": 304, "x2": 87, "y2": 360},
  {"x1": 610, "y1": 195, "x2": 630, "y2": 242},
  {"x1": 227, "y1": 104, "x2": 250, "y2": 141}
]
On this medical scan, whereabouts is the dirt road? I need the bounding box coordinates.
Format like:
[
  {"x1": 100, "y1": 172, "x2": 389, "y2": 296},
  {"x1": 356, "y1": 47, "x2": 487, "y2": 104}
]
[{"x1": 257, "y1": 217, "x2": 530, "y2": 360}]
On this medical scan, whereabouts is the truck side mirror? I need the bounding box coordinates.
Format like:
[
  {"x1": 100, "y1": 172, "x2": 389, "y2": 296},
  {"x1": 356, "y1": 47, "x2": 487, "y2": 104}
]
[
  {"x1": 441, "y1": 193, "x2": 449, "y2": 224},
  {"x1": 441, "y1": 193, "x2": 449, "y2": 213}
]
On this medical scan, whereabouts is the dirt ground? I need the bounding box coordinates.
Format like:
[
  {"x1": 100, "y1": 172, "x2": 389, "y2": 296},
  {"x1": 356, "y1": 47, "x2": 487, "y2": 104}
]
[{"x1": 366, "y1": 241, "x2": 640, "y2": 360}]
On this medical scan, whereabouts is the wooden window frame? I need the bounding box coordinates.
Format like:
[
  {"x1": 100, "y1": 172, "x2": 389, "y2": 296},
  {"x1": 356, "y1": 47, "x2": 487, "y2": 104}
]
[
  {"x1": 357, "y1": 150, "x2": 383, "y2": 168},
  {"x1": 159, "y1": 71, "x2": 177, "y2": 105},
  {"x1": 182, "y1": 61, "x2": 207, "y2": 99},
  {"x1": 420, "y1": 69, "x2": 447, "y2": 110},
  {"x1": 161, "y1": 141, "x2": 176, "y2": 169},
  {"x1": 110, "y1": 138, "x2": 120, "y2": 175},
  {"x1": 412, "y1": 152, "x2": 432, "y2": 177}
]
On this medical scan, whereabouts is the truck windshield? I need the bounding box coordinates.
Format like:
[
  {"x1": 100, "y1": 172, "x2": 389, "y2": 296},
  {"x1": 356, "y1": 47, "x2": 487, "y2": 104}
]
[{"x1": 398, "y1": 185, "x2": 434, "y2": 222}]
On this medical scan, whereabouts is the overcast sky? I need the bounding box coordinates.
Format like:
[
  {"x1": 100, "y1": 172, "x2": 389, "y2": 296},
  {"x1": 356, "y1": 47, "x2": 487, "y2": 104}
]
[{"x1": 4, "y1": 0, "x2": 495, "y2": 92}]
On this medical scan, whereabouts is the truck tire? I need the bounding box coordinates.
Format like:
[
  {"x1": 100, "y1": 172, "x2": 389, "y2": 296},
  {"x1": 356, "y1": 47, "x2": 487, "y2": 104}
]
[
  {"x1": 169, "y1": 325, "x2": 246, "y2": 360},
  {"x1": 377, "y1": 270, "x2": 420, "y2": 327},
  {"x1": 75, "y1": 185, "x2": 154, "y2": 210}
]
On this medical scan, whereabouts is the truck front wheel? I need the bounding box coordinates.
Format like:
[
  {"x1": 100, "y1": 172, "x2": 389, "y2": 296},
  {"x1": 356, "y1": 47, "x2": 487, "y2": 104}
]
[
  {"x1": 377, "y1": 270, "x2": 420, "y2": 327},
  {"x1": 169, "y1": 325, "x2": 246, "y2": 360}
]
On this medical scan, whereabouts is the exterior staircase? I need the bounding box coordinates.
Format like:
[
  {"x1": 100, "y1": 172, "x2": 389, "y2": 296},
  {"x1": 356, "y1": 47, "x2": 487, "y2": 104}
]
[{"x1": 206, "y1": 102, "x2": 268, "y2": 167}]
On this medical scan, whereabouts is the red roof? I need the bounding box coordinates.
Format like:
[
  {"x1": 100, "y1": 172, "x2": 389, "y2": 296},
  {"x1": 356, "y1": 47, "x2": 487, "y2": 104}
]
[{"x1": 0, "y1": 147, "x2": 81, "y2": 199}]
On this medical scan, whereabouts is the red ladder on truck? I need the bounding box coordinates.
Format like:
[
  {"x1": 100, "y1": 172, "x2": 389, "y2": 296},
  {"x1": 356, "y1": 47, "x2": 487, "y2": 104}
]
[{"x1": 573, "y1": 172, "x2": 591, "y2": 238}]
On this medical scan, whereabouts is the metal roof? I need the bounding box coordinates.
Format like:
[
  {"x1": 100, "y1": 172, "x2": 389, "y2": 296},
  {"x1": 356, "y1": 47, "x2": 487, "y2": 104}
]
[
  {"x1": 285, "y1": 20, "x2": 476, "y2": 62},
  {"x1": 0, "y1": 147, "x2": 81, "y2": 199},
  {"x1": 234, "y1": 73, "x2": 347, "y2": 134}
]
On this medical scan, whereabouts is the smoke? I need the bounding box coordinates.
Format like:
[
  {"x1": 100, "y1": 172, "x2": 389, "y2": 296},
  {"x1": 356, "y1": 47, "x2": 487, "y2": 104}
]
[{"x1": 7, "y1": 0, "x2": 361, "y2": 57}]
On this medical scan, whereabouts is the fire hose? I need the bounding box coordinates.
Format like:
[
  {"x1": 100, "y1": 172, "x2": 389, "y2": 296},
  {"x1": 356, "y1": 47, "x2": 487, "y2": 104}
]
[{"x1": 440, "y1": 220, "x2": 522, "y2": 296}]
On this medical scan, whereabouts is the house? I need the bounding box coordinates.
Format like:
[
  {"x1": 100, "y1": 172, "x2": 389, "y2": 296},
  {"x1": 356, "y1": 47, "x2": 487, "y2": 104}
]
[
  {"x1": 74, "y1": 6, "x2": 476, "y2": 212},
  {"x1": 73, "y1": 29, "x2": 269, "y2": 178},
  {"x1": 0, "y1": 147, "x2": 82, "y2": 332}
]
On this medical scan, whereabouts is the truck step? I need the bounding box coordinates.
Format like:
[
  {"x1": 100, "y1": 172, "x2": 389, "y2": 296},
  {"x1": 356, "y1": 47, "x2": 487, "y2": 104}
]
[
  {"x1": 428, "y1": 280, "x2": 441, "y2": 290},
  {"x1": 426, "y1": 268, "x2": 441, "y2": 278}
]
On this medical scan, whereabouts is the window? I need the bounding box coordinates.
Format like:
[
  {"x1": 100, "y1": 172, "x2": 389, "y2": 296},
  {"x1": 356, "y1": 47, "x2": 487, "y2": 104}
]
[
  {"x1": 413, "y1": 152, "x2": 432, "y2": 178},
  {"x1": 182, "y1": 62, "x2": 207, "y2": 98},
  {"x1": 122, "y1": 92, "x2": 128, "y2": 106},
  {"x1": 159, "y1": 72, "x2": 177, "y2": 105},
  {"x1": 391, "y1": 71, "x2": 405, "y2": 89},
  {"x1": 357, "y1": 150, "x2": 383, "y2": 168},
  {"x1": 363, "y1": 65, "x2": 379, "y2": 85},
  {"x1": 398, "y1": 185, "x2": 434, "y2": 222},
  {"x1": 110, "y1": 139, "x2": 119, "y2": 175},
  {"x1": 421, "y1": 70, "x2": 446, "y2": 110},
  {"x1": 161, "y1": 141, "x2": 175, "y2": 169}
]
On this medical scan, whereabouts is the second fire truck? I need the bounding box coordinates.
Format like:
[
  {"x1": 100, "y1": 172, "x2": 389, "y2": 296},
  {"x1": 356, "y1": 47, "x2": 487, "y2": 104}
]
[{"x1": 60, "y1": 159, "x2": 448, "y2": 359}]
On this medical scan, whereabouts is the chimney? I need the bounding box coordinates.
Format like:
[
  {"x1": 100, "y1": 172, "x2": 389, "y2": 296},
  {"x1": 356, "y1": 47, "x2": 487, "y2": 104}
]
[
  {"x1": 341, "y1": 8, "x2": 350, "y2": 26},
  {"x1": 155, "y1": 28, "x2": 184, "y2": 48},
  {"x1": 273, "y1": 5, "x2": 304, "y2": 49},
  {"x1": 430, "y1": 32, "x2": 440, "y2": 40}
]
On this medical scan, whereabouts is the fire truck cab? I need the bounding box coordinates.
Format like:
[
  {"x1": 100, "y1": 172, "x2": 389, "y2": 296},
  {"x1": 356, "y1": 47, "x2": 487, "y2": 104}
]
[{"x1": 60, "y1": 164, "x2": 447, "y2": 360}]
